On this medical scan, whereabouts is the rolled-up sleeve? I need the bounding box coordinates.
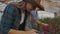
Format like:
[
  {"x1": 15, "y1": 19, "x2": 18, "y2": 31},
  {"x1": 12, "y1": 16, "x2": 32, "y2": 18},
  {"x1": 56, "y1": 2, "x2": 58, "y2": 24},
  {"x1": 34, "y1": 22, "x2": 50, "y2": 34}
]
[
  {"x1": 0, "y1": 4, "x2": 15, "y2": 34},
  {"x1": 31, "y1": 10, "x2": 38, "y2": 21},
  {"x1": 25, "y1": 10, "x2": 38, "y2": 29},
  {"x1": 25, "y1": 20, "x2": 32, "y2": 29}
]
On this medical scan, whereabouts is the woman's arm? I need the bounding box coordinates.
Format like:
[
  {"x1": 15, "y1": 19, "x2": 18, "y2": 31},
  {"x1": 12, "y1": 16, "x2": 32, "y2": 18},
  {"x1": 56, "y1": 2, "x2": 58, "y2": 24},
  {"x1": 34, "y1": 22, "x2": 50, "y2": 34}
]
[
  {"x1": 8, "y1": 29, "x2": 37, "y2": 34},
  {"x1": 8, "y1": 29, "x2": 26, "y2": 34}
]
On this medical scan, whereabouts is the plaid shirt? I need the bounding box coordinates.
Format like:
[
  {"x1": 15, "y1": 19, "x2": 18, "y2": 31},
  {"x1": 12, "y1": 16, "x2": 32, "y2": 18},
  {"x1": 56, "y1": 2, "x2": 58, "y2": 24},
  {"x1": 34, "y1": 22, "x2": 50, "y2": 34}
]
[{"x1": 0, "y1": 4, "x2": 28, "y2": 34}]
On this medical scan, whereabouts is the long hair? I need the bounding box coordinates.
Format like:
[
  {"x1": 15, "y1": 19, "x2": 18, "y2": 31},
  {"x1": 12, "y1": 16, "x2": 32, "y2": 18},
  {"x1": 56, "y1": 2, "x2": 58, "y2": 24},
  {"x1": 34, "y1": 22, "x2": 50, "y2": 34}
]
[{"x1": 11, "y1": 1, "x2": 26, "y2": 10}]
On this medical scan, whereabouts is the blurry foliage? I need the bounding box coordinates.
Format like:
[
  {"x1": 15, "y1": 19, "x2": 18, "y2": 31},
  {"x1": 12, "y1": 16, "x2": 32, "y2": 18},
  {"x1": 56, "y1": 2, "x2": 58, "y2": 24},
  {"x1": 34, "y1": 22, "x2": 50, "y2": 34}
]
[
  {"x1": 39, "y1": 18, "x2": 51, "y2": 24},
  {"x1": 38, "y1": 17, "x2": 60, "y2": 34}
]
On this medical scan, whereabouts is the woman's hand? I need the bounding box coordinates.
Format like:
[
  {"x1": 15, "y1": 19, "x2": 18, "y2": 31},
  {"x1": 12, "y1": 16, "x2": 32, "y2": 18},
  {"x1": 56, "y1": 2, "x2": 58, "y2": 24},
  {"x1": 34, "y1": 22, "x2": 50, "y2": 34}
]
[
  {"x1": 26, "y1": 30, "x2": 38, "y2": 34},
  {"x1": 8, "y1": 29, "x2": 38, "y2": 34},
  {"x1": 31, "y1": 29, "x2": 37, "y2": 32}
]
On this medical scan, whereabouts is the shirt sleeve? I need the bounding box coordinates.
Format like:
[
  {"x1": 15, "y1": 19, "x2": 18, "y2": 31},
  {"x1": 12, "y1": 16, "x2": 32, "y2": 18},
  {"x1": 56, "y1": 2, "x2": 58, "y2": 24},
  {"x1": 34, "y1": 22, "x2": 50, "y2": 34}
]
[
  {"x1": 31, "y1": 10, "x2": 38, "y2": 21},
  {"x1": 0, "y1": 4, "x2": 15, "y2": 34},
  {"x1": 25, "y1": 20, "x2": 32, "y2": 29}
]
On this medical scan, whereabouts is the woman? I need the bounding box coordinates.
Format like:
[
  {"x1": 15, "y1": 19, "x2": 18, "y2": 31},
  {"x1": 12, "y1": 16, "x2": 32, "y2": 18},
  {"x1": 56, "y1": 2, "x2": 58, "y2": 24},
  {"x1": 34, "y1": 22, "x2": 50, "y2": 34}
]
[{"x1": 0, "y1": 0, "x2": 43, "y2": 34}]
